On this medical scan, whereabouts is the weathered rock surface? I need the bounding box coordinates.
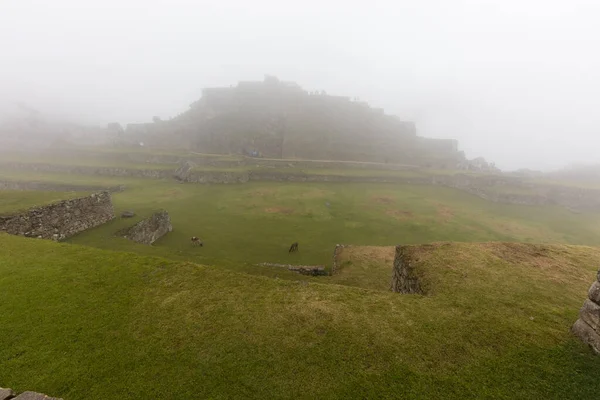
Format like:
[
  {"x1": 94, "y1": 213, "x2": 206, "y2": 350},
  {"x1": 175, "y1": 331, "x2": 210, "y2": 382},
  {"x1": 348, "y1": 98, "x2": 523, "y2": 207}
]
[
  {"x1": 572, "y1": 318, "x2": 600, "y2": 354},
  {"x1": 13, "y1": 391, "x2": 63, "y2": 400},
  {"x1": 0, "y1": 388, "x2": 15, "y2": 400},
  {"x1": 579, "y1": 299, "x2": 600, "y2": 332},
  {"x1": 572, "y1": 273, "x2": 600, "y2": 354},
  {"x1": 588, "y1": 281, "x2": 600, "y2": 304},
  {"x1": 119, "y1": 210, "x2": 172, "y2": 245},
  {"x1": 0, "y1": 388, "x2": 62, "y2": 400},
  {"x1": 121, "y1": 210, "x2": 135, "y2": 218},
  {"x1": 391, "y1": 245, "x2": 424, "y2": 294},
  {"x1": 0, "y1": 191, "x2": 115, "y2": 241}
]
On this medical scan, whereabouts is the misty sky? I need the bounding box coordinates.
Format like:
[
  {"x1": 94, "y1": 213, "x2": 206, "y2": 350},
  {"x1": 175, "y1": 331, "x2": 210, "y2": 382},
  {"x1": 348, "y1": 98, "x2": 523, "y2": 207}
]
[{"x1": 1, "y1": 0, "x2": 599, "y2": 170}]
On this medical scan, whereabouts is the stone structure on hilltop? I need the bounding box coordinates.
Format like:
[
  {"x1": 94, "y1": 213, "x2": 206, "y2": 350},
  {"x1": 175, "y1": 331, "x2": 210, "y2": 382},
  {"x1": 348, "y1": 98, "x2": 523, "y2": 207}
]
[
  {"x1": 118, "y1": 210, "x2": 173, "y2": 245},
  {"x1": 0, "y1": 191, "x2": 115, "y2": 241},
  {"x1": 572, "y1": 271, "x2": 600, "y2": 354},
  {"x1": 126, "y1": 75, "x2": 466, "y2": 168}
]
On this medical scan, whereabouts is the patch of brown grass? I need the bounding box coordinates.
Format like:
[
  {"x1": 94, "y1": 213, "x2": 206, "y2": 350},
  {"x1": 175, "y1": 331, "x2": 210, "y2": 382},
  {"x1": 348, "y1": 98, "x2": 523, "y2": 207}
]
[
  {"x1": 339, "y1": 246, "x2": 396, "y2": 265},
  {"x1": 249, "y1": 188, "x2": 278, "y2": 197},
  {"x1": 371, "y1": 195, "x2": 395, "y2": 205},
  {"x1": 385, "y1": 210, "x2": 414, "y2": 220},
  {"x1": 429, "y1": 202, "x2": 455, "y2": 223},
  {"x1": 264, "y1": 207, "x2": 295, "y2": 215}
]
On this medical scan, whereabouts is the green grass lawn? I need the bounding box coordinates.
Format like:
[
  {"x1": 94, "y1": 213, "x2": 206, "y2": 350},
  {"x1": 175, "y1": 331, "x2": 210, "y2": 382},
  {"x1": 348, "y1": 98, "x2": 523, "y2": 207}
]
[
  {"x1": 3, "y1": 175, "x2": 600, "y2": 282},
  {"x1": 0, "y1": 190, "x2": 88, "y2": 215},
  {"x1": 3, "y1": 153, "x2": 600, "y2": 399},
  {"x1": 1, "y1": 235, "x2": 600, "y2": 399}
]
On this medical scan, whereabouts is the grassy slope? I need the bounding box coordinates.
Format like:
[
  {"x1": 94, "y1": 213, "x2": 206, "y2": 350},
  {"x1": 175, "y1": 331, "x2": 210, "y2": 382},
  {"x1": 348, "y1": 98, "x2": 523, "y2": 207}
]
[
  {"x1": 0, "y1": 191, "x2": 87, "y2": 215},
  {"x1": 1, "y1": 235, "x2": 600, "y2": 399}
]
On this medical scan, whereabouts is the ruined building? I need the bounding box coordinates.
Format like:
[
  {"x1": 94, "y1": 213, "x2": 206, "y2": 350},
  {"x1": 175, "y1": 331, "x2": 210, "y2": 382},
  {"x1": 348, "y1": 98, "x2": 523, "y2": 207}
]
[{"x1": 126, "y1": 76, "x2": 466, "y2": 167}]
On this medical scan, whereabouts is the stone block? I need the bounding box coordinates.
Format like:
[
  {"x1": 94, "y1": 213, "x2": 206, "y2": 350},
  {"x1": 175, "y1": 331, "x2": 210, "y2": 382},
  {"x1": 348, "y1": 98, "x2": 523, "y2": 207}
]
[
  {"x1": 0, "y1": 387, "x2": 15, "y2": 400},
  {"x1": 588, "y1": 281, "x2": 600, "y2": 304},
  {"x1": 579, "y1": 299, "x2": 600, "y2": 333},
  {"x1": 572, "y1": 318, "x2": 600, "y2": 354},
  {"x1": 119, "y1": 210, "x2": 172, "y2": 245},
  {"x1": 13, "y1": 392, "x2": 63, "y2": 400}
]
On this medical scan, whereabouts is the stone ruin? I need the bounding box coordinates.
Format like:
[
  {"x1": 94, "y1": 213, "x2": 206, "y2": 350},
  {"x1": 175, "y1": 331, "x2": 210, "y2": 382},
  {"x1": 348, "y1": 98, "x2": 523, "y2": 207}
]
[
  {"x1": 0, "y1": 387, "x2": 62, "y2": 400},
  {"x1": 0, "y1": 191, "x2": 114, "y2": 241},
  {"x1": 118, "y1": 210, "x2": 172, "y2": 245},
  {"x1": 572, "y1": 270, "x2": 600, "y2": 354},
  {"x1": 390, "y1": 245, "x2": 424, "y2": 294},
  {"x1": 173, "y1": 160, "x2": 196, "y2": 182},
  {"x1": 257, "y1": 263, "x2": 327, "y2": 276}
]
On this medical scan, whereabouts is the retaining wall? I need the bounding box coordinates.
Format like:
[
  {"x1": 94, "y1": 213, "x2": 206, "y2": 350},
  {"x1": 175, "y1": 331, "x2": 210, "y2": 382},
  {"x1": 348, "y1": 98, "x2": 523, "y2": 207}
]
[
  {"x1": 390, "y1": 245, "x2": 424, "y2": 294},
  {"x1": 0, "y1": 191, "x2": 115, "y2": 240}
]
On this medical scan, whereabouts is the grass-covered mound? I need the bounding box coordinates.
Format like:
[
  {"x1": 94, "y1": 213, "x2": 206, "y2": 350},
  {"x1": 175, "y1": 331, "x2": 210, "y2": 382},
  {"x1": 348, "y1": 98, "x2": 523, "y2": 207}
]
[{"x1": 2, "y1": 235, "x2": 600, "y2": 399}]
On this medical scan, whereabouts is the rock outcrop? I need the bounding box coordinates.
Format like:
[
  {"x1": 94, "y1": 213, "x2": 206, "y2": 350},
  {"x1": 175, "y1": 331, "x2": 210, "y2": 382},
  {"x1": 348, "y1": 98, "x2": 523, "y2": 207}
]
[
  {"x1": 0, "y1": 191, "x2": 115, "y2": 241},
  {"x1": 572, "y1": 272, "x2": 600, "y2": 354},
  {"x1": 0, "y1": 387, "x2": 62, "y2": 400},
  {"x1": 391, "y1": 245, "x2": 424, "y2": 294},
  {"x1": 118, "y1": 210, "x2": 172, "y2": 245}
]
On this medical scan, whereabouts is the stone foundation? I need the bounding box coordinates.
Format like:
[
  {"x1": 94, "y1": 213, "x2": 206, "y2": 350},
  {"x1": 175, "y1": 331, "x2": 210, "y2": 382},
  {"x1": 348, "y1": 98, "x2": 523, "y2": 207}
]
[
  {"x1": 118, "y1": 210, "x2": 172, "y2": 245},
  {"x1": 257, "y1": 263, "x2": 327, "y2": 276},
  {"x1": 572, "y1": 272, "x2": 600, "y2": 354},
  {"x1": 0, "y1": 191, "x2": 115, "y2": 240}
]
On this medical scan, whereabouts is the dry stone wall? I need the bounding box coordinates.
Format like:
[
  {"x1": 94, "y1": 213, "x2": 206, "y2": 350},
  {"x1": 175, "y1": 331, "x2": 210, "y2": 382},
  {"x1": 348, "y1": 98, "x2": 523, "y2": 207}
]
[
  {"x1": 0, "y1": 162, "x2": 171, "y2": 179},
  {"x1": 572, "y1": 271, "x2": 600, "y2": 354},
  {"x1": 4, "y1": 158, "x2": 600, "y2": 211},
  {"x1": 0, "y1": 180, "x2": 124, "y2": 193},
  {"x1": 0, "y1": 191, "x2": 114, "y2": 240},
  {"x1": 118, "y1": 210, "x2": 172, "y2": 245},
  {"x1": 391, "y1": 245, "x2": 424, "y2": 294}
]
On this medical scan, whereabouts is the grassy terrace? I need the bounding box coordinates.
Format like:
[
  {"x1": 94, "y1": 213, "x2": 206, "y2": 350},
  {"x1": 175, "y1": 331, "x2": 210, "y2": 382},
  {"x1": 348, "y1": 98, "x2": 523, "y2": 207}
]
[
  {"x1": 2, "y1": 150, "x2": 600, "y2": 398},
  {"x1": 1, "y1": 236, "x2": 599, "y2": 399},
  {"x1": 2, "y1": 175, "x2": 600, "y2": 280}
]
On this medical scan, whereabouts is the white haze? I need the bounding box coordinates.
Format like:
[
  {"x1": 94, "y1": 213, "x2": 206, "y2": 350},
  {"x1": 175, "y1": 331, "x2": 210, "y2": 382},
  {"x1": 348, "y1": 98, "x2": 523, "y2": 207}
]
[{"x1": 1, "y1": 0, "x2": 599, "y2": 171}]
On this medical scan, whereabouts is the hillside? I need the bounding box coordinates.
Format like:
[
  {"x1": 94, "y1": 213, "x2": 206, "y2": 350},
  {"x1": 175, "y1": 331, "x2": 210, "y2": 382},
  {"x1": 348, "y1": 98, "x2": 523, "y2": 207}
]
[
  {"x1": 125, "y1": 76, "x2": 467, "y2": 168},
  {"x1": 2, "y1": 235, "x2": 600, "y2": 399}
]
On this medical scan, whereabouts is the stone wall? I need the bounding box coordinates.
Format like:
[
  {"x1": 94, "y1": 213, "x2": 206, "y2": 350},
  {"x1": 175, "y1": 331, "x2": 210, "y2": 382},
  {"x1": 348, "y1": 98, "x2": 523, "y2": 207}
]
[
  {"x1": 0, "y1": 162, "x2": 171, "y2": 179},
  {"x1": 332, "y1": 244, "x2": 353, "y2": 275},
  {"x1": 4, "y1": 158, "x2": 600, "y2": 211},
  {"x1": 0, "y1": 191, "x2": 114, "y2": 240},
  {"x1": 572, "y1": 271, "x2": 600, "y2": 354},
  {"x1": 390, "y1": 245, "x2": 424, "y2": 294},
  {"x1": 0, "y1": 387, "x2": 62, "y2": 400},
  {"x1": 118, "y1": 210, "x2": 172, "y2": 245},
  {"x1": 173, "y1": 161, "x2": 250, "y2": 184},
  {"x1": 0, "y1": 180, "x2": 125, "y2": 193}
]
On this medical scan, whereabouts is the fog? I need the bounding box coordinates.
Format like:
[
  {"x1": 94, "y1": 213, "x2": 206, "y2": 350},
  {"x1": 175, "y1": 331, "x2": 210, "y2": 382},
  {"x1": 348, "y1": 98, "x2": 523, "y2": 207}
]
[{"x1": 1, "y1": 0, "x2": 599, "y2": 171}]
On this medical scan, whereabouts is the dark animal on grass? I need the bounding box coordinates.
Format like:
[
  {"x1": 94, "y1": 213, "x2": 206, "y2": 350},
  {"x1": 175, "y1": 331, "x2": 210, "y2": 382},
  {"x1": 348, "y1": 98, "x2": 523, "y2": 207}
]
[
  {"x1": 289, "y1": 242, "x2": 299, "y2": 253},
  {"x1": 191, "y1": 236, "x2": 203, "y2": 247}
]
